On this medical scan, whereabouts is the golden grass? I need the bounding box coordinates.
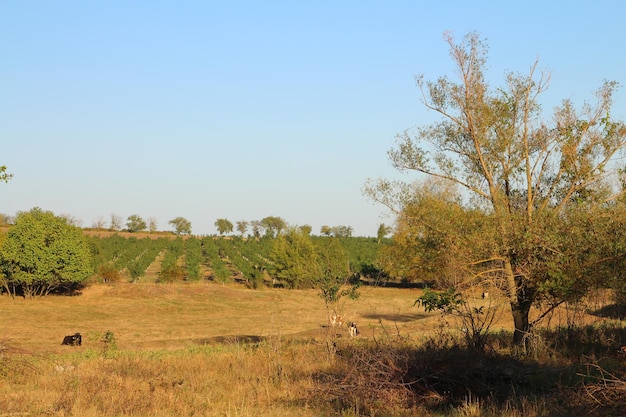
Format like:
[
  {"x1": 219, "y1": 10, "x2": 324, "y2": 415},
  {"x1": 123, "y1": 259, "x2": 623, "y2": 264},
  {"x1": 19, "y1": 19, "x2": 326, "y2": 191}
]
[
  {"x1": 2, "y1": 282, "x2": 618, "y2": 416},
  {"x1": 1, "y1": 283, "x2": 446, "y2": 355},
  {"x1": 0, "y1": 282, "x2": 444, "y2": 416}
]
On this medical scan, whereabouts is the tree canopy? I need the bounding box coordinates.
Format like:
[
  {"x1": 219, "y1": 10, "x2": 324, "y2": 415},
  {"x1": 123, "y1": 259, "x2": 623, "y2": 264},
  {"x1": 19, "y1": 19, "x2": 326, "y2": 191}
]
[
  {"x1": 366, "y1": 32, "x2": 626, "y2": 343},
  {"x1": 270, "y1": 227, "x2": 320, "y2": 288},
  {"x1": 215, "y1": 218, "x2": 234, "y2": 235},
  {"x1": 260, "y1": 216, "x2": 286, "y2": 238},
  {"x1": 126, "y1": 214, "x2": 147, "y2": 233},
  {"x1": 169, "y1": 217, "x2": 192, "y2": 235},
  {"x1": 236, "y1": 220, "x2": 249, "y2": 237},
  {"x1": 0, "y1": 207, "x2": 93, "y2": 297}
]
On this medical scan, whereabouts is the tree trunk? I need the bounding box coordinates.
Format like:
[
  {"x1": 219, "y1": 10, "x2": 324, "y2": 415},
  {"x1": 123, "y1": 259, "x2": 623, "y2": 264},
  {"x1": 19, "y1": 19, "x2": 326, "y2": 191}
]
[
  {"x1": 503, "y1": 257, "x2": 533, "y2": 345},
  {"x1": 511, "y1": 301, "x2": 532, "y2": 344}
]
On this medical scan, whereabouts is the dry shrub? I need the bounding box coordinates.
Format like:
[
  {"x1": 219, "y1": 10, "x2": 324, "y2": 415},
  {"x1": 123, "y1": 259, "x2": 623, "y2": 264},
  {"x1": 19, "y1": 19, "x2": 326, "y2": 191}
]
[
  {"x1": 312, "y1": 334, "x2": 427, "y2": 415},
  {"x1": 313, "y1": 332, "x2": 570, "y2": 416}
]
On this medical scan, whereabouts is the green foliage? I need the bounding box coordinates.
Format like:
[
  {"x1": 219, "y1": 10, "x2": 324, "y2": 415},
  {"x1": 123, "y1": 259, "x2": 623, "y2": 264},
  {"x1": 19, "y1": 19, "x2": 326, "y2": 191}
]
[
  {"x1": 202, "y1": 237, "x2": 232, "y2": 283},
  {"x1": 299, "y1": 224, "x2": 312, "y2": 236},
  {"x1": 415, "y1": 288, "x2": 463, "y2": 314},
  {"x1": 96, "y1": 264, "x2": 122, "y2": 283},
  {"x1": 0, "y1": 165, "x2": 12, "y2": 183},
  {"x1": 316, "y1": 237, "x2": 359, "y2": 306},
  {"x1": 158, "y1": 238, "x2": 185, "y2": 283},
  {"x1": 366, "y1": 32, "x2": 626, "y2": 343},
  {"x1": 88, "y1": 235, "x2": 164, "y2": 282},
  {"x1": 0, "y1": 207, "x2": 93, "y2": 297},
  {"x1": 271, "y1": 227, "x2": 320, "y2": 288},
  {"x1": 184, "y1": 237, "x2": 202, "y2": 281},
  {"x1": 235, "y1": 220, "x2": 249, "y2": 237},
  {"x1": 377, "y1": 223, "x2": 391, "y2": 243},
  {"x1": 214, "y1": 218, "x2": 233, "y2": 236},
  {"x1": 168, "y1": 217, "x2": 192, "y2": 235},
  {"x1": 83, "y1": 233, "x2": 388, "y2": 288},
  {"x1": 260, "y1": 216, "x2": 286, "y2": 238},
  {"x1": 126, "y1": 214, "x2": 147, "y2": 233},
  {"x1": 415, "y1": 288, "x2": 499, "y2": 351}
]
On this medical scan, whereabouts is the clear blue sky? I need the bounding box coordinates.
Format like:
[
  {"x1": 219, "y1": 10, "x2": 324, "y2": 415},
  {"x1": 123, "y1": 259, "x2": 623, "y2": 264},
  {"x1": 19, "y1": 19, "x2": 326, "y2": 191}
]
[{"x1": 2, "y1": 1, "x2": 625, "y2": 236}]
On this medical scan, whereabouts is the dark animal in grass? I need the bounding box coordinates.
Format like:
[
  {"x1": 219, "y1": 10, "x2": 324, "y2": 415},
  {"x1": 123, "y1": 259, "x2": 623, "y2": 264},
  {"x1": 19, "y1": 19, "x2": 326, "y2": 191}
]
[
  {"x1": 349, "y1": 322, "x2": 359, "y2": 337},
  {"x1": 61, "y1": 333, "x2": 82, "y2": 346}
]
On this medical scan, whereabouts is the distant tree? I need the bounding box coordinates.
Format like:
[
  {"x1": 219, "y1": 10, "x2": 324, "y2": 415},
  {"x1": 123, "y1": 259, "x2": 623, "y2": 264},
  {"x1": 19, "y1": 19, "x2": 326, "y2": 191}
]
[
  {"x1": 215, "y1": 218, "x2": 234, "y2": 235},
  {"x1": 126, "y1": 214, "x2": 147, "y2": 233},
  {"x1": 169, "y1": 217, "x2": 192, "y2": 235},
  {"x1": 0, "y1": 213, "x2": 13, "y2": 226},
  {"x1": 261, "y1": 216, "x2": 286, "y2": 238},
  {"x1": 250, "y1": 220, "x2": 261, "y2": 238},
  {"x1": 0, "y1": 207, "x2": 93, "y2": 298},
  {"x1": 320, "y1": 225, "x2": 332, "y2": 236},
  {"x1": 110, "y1": 214, "x2": 122, "y2": 231},
  {"x1": 331, "y1": 225, "x2": 353, "y2": 238},
  {"x1": 60, "y1": 213, "x2": 82, "y2": 227},
  {"x1": 148, "y1": 217, "x2": 158, "y2": 233},
  {"x1": 377, "y1": 223, "x2": 392, "y2": 244},
  {"x1": 0, "y1": 165, "x2": 12, "y2": 183},
  {"x1": 299, "y1": 224, "x2": 312, "y2": 236},
  {"x1": 236, "y1": 220, "x2": 249, "y2": 237},
  {"x1": 92, "y1": 216, "x2": 106, "y2": 230}
]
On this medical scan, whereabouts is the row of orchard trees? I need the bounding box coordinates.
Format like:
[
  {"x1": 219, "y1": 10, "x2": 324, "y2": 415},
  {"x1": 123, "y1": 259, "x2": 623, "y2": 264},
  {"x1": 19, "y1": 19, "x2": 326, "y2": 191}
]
[
  {"x1": 214, "y1": 216, "x2": 359, "y2": 239},
  {"x1": 0, "y1": 206, "x2": 383, "y2": 297},
  {"x1": 90, "y1": 213, "x2": 192, "y2": 235},
  {"x1": 68, "y1": 212, "x2": 360, "y2": 239}
]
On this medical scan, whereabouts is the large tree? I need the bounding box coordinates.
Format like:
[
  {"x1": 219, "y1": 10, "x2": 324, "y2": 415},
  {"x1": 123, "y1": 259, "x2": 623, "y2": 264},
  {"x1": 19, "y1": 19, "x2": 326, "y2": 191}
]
[
  {"x1": 366, "y1": 32, "x2": 626, "y2": 343},
  {"x1": 0, "y1": 208, "x2": 93, "y2": 298}
]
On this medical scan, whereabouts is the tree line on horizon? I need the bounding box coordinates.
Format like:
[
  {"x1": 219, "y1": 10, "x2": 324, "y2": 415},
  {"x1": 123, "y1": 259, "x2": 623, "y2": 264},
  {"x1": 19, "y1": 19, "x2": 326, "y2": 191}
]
[{"x1": 1, "y1": 211, "x2": 387, "y2": 240}]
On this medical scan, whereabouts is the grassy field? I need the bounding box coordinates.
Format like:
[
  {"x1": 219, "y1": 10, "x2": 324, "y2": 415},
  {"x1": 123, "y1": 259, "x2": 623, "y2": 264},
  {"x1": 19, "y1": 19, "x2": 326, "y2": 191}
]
[
  {"x1": 1, "y1": 282, "x2": 441, "y2": 354},
  {"x1": 0, "y1": 282, "x2": 434, "y2": 416},
  {"x1": 1, "y1": 282, "x2": 624, "y2": 416}
]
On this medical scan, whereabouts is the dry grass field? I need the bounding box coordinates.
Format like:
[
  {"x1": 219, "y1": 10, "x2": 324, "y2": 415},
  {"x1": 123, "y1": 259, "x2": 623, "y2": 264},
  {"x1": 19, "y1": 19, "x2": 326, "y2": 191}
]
[
  {"x1": 1, "y1": 282, "x2": 624, "y2": 416},
  {"x1": 0, "y1": 283, "x2": 443, "y2": 354},
  {"x1": 0, "y1": 282, "x2": 437, "y2": 416}
]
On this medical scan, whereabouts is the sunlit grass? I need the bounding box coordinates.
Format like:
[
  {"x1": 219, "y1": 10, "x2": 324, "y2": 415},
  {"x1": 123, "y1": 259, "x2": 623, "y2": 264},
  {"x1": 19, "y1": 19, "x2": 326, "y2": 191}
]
[{"x1": 1, "y1": 282, "x2": 623, "y2": 416}]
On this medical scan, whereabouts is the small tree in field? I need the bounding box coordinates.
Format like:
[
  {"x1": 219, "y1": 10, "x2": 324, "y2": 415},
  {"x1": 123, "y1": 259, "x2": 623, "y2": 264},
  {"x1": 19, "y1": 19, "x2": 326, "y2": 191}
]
[
  {"x1": 317, "y1": 236, "x2": 360, "y2": 319},
  {"x1": 0, "y1": 208, "x2": 93, "y2": 298}
]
